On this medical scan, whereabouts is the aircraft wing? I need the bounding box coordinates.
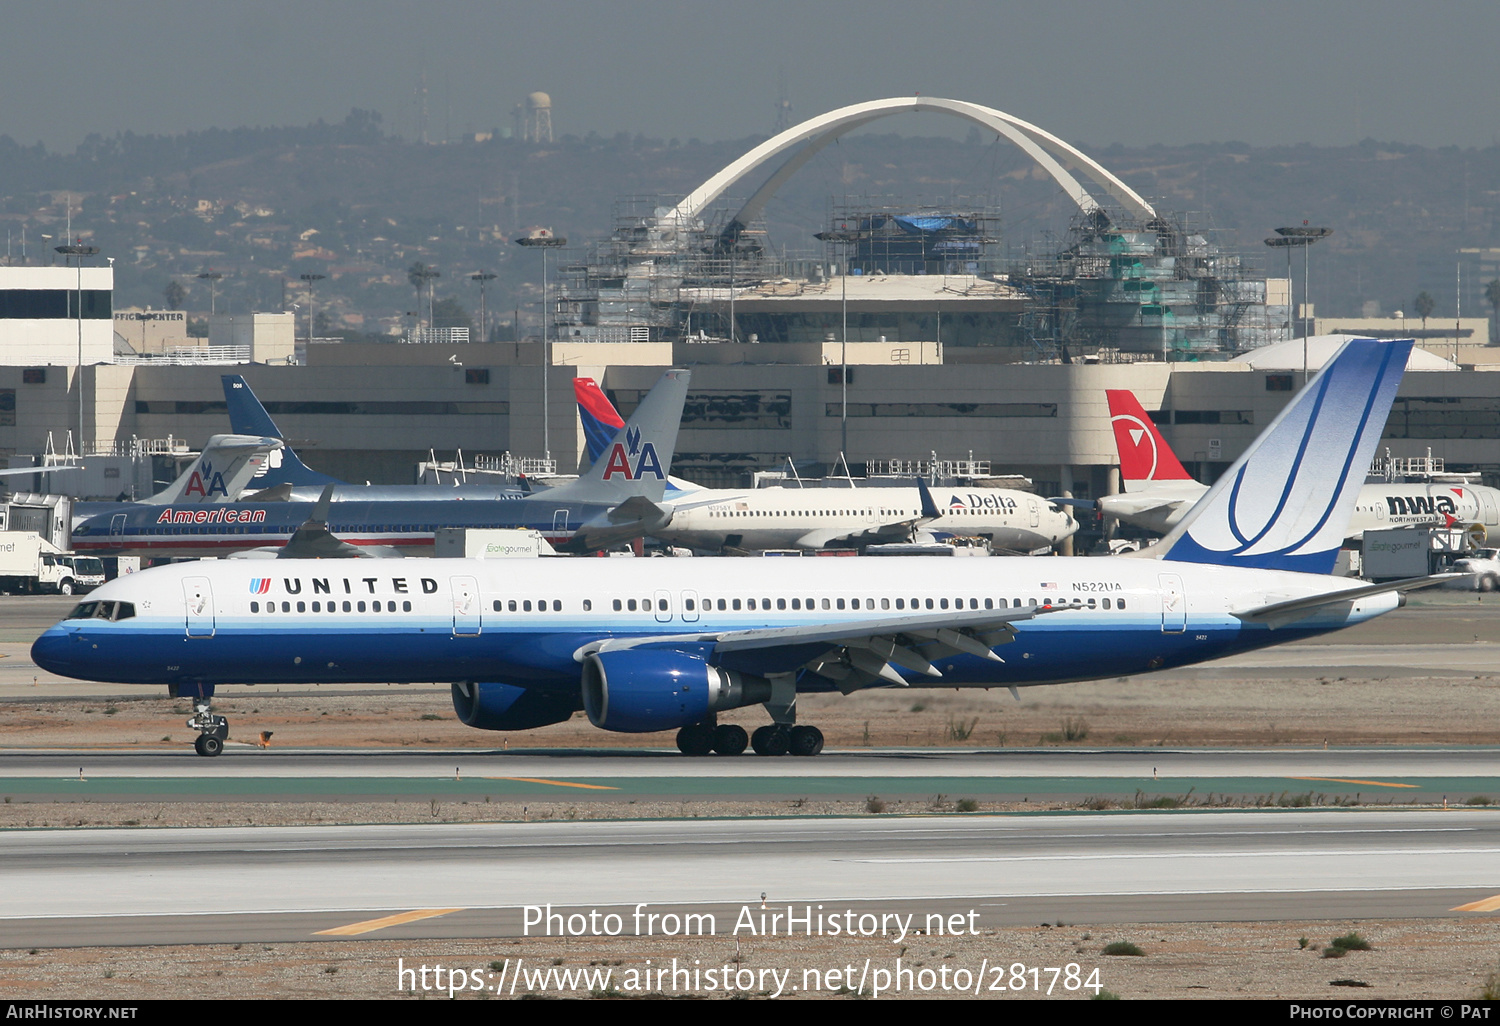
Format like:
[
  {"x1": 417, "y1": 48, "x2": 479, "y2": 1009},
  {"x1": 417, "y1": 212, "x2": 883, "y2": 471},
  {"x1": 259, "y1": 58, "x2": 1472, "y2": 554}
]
[
  {"x1": 792, "y1": 477, "x2": 943, "y2": 550},
  {"x1": 1232, "y1": 573, "x2": 1466, "y2": 629},
  {"x1": 576, "y1": 604, "x2": 1067, "y2": 692},
  {"x1": 0, "y1": 465, "x2": 80, "y2": 477},
  {"x1": 275, "y1": 484, "x2": 402, "y2": 559},
  {"x1": 565, "y1": 495, "x2": 675, "y2": 552}
]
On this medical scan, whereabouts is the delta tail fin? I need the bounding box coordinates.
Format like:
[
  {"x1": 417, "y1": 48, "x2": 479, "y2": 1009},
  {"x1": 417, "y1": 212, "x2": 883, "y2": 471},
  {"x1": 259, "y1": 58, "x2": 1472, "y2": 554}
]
[
  {"x1": 142, "y1": 434, "x2": 284, "y2": 505},
  {"x1": 548, "y1": 368, "x2": 690, "y2": 504},
  {"x1": 1158, "y1": 337, "x2": 1412, "y2": 574},
  {"x1": 1105, "y1": 389, "x2": 1194, "y2": 491},
  {"x1": 574, "y1": 377, "x2": 627, "y2": 468},
  {"x1": 221, "y1": 375, "x2": 343, "y2": 488}
]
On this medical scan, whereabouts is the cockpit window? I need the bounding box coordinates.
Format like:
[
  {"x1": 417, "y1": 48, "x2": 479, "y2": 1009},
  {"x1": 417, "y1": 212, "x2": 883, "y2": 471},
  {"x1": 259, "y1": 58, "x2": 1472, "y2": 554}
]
[{"x1": 64, "y1": 601, "x2": 134, "y2": 622}]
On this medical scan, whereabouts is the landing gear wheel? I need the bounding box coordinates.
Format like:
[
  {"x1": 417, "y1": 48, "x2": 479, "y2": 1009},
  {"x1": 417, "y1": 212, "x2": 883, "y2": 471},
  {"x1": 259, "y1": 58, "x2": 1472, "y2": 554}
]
[
  {"x1": 194, "y1": 734, "x2": 223, "y2": 757},
  {"x1": 788, "y1": 725, "x2": 824, "y2": 757},
  {"x1": 711, "y1": 724, "x2": 749, "y2": 756},
  {"x1": 1483, "y1": 574, "x2": 1498, "y2": 593},
  {"x1": 751, "y1": 725, "x2": 790, "y2": 757},
  {"x1": 675, "y1": 723, "x2": 715, "y2": 756}
]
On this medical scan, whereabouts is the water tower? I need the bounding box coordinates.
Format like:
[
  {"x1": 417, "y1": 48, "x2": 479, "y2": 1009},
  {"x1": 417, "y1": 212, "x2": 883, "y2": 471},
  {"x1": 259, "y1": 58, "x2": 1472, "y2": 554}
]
[{"x1": 525, "y1": 91, "x2": 553, "y2": 143}]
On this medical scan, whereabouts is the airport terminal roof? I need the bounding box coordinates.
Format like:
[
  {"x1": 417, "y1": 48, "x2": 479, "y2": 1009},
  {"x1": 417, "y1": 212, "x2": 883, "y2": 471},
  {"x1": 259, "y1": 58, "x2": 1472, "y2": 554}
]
[{"x1": 1231, "y1": 335, "x2": 1459, "y2": 372}]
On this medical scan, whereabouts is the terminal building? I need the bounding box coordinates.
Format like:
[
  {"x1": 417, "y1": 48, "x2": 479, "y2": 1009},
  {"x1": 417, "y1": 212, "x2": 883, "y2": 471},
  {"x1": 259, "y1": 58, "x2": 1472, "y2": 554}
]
[{"x1": 1, "y1": 97, "x2": 1498, "y2": 514}]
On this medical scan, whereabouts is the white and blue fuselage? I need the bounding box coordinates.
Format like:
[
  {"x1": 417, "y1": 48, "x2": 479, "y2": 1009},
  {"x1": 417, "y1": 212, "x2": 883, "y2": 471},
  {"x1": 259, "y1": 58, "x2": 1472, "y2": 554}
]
[{"x1": 32, "y1": 555, "x2": 1395, "y2": 697}]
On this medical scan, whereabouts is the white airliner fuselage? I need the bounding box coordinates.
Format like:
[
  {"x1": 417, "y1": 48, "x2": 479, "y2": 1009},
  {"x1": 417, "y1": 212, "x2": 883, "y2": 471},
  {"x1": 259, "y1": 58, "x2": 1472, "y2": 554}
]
[{"x1": 660, "y1": 486, "x2": 1075, "y2": 553}]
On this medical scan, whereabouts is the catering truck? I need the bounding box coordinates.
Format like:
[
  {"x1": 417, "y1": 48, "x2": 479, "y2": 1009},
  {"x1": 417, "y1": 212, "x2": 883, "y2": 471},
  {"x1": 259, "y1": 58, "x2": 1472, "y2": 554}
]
[{"x1": 0, "y1": 532, "x2": 105, "y2": 594}]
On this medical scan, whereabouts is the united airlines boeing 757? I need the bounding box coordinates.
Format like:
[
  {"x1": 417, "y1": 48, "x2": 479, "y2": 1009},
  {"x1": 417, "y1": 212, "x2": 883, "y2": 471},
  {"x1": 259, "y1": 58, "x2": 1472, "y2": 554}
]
[{"x1": 35, "y1": 339, "x2": 1454, "y2": 757}]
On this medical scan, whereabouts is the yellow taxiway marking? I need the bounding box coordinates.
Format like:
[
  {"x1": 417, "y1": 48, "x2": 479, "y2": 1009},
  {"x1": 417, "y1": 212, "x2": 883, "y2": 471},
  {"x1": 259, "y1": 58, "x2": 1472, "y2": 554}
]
[
  {"x1": 316, "y1": 908, "x2": 465, "y2": 936},
  {"x1": 1289, "y1": 776, "x2": 1419, "y2": 789},
  {"x1": 1452, "y1": 895, "x2": 1500, "y2": 912},
  {"x1": 486, "y1": 776, "x2": 620, "y2": 790}
]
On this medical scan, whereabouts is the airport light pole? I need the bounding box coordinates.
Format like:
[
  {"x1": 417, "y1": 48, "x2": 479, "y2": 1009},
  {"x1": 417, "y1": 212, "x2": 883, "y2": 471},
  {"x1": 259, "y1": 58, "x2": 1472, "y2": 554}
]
[
  {"x1": 515, "y1": 230, "x2": 567, "y2": 462},
  {"x1": 409, "y1": 267, "x2": 440, "y2": 334},
  {"x1": 197, "y1": 271, "x2": 223, "y2": 316},
  {"x1": 470, "y1": 271, "x2": 496, "y2": 343},
  {"x1": 1265, "y1": 226, "x2": 1332, "y2": 382},
  {"x1": 55, "y1": 243, "x2": 98, "y2": 453},
  {"x1": 299, "y1": 273, "x2": 325, "y2": 346},
  {"x1": 816, "y1": 227, "x2": 862, "y2": 460}
]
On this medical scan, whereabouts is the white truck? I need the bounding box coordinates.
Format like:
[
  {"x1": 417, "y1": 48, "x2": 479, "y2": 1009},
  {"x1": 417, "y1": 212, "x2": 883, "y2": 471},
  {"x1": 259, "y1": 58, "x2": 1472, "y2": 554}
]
[
  {"x1": 0, "y1": 532, "x2": 105, "y2": 595},
  {"x1": 1452, "y1": 548, "x2": 1500, "y2": 592}
]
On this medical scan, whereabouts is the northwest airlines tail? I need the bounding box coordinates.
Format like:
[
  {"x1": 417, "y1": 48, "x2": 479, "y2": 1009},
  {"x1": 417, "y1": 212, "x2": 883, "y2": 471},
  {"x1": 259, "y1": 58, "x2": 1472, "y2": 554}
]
[
  {"x1": 1160, "y1": 337, "x2": 1412, "y2": 574},
  {"x1": 1106, "y1": 389, "x2": 1193, "y2": 491}
]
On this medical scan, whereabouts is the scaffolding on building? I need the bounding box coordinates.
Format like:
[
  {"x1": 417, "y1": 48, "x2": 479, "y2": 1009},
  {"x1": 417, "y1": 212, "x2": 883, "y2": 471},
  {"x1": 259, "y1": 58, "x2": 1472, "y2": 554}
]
[{"x1": 1008, "y1": 210, "x2": 1278, "y2": 360}]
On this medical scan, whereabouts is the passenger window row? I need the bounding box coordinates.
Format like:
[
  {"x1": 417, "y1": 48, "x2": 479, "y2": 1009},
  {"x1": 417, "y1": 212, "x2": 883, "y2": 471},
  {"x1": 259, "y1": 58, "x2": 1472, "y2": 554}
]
[{"x1": 252, "y1": 600, "x2": 412, "y2": 613}]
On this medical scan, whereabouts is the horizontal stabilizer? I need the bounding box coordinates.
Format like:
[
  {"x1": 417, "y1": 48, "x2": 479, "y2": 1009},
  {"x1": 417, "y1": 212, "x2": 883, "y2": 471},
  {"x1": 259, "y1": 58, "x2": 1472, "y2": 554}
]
[{"x1": 1233, "y1": 573, "x2": 1465, "y2": 628}]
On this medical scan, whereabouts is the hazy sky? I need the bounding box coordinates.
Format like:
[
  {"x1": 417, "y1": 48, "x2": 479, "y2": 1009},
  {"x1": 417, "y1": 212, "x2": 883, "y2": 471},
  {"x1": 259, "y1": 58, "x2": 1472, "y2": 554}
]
[{"x1": 5, "y1": 1, "x2": 1498, "y2": 151}]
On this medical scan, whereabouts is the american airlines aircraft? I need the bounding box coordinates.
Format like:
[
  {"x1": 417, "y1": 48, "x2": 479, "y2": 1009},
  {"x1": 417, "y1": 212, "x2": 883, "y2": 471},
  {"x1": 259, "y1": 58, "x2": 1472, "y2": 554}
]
[
  {"x1": 34, "y1": 338, "x2": 1456, "y2": 758},
  {"x1": 572, "y1": 377, "x2": 1075, "y2": 554},
  {"x1": 68, "y1": 370, "x2": 691, "y2": 558},
  {"x1": 1100, "y1": 388, "x2": 1500, "y2": 539},
  {"x1": 66, "y1": 434, "x2": 285, "y2": 529}
]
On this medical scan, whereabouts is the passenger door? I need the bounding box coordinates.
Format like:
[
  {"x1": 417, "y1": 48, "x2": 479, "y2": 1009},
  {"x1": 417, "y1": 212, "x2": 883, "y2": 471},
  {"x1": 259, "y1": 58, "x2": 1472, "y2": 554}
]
[
  {"x1": 451, "y1": 575, "x2": 481, "y2": 636},
  {"x1": 183, "y1": 577, "x2": 215, "y2": 638},
  {"x1": 1158, "y1": 573, "x2": 1186, "y2": 633}
]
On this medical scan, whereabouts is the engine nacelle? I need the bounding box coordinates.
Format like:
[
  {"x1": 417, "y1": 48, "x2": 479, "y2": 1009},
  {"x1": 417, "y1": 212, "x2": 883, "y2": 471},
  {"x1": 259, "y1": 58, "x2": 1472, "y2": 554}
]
[
  {"x1": 581, "y1": 649, "x2": 771, "y2": 733},
  {"x1": 451, "y1": 681, "x2": 580, "y2": 731}
]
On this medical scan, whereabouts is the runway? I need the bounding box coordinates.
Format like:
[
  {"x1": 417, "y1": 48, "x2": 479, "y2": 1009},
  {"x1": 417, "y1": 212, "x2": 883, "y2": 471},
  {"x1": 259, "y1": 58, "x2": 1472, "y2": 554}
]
[
  {"x1": 1, "y1": 746, "x2": 1496, "y2": 803},
  {"x1": 3, "y1": 809, "x2": 1499, "y2": 947}
]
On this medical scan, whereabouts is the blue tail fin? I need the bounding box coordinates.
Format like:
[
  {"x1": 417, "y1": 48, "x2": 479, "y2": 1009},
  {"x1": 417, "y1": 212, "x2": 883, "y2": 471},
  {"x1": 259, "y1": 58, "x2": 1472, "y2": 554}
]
[
  {"x1": 1159, "y1": 337, "x2": 1412, "y2": 574},
  {"x1": 221, "y1": 375, "x2": 342, "y2": 487}
]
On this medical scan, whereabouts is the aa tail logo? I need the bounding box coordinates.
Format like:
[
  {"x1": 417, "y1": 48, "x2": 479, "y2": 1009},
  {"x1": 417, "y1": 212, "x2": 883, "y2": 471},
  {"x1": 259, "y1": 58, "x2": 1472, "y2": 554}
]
[
  {"x1": 601, "y1": 439, "x2": 664, "y2": 481},
  {"x1": 183, "y1": 460, "x2": 229, "y2": 500}
]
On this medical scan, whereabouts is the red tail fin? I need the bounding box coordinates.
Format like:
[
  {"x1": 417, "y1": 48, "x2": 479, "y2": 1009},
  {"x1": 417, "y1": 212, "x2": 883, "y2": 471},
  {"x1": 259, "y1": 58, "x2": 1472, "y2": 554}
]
[{"x1": 1105, "y1": 389, "x2": 1193, "y2": 485}]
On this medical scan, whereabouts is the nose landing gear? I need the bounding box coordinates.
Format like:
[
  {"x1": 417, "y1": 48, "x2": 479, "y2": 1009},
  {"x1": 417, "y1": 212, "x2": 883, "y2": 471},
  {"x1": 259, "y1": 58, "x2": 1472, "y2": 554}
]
[{"x1": 187, "y1": 703, "x2": 229, "y2": 758}]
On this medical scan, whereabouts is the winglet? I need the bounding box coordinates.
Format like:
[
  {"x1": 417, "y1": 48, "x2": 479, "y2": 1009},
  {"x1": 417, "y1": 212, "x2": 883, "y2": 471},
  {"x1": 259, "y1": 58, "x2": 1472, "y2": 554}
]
[
  {"x1": 1105, "y1": 389, "x2": 1193, "y2": 490},
  {"x1": 1159, "y1": 338, "x2": 1413, "y2": 575},
  {"x1": 916, "y1": 476, "x2": 940, "y2": 521}
]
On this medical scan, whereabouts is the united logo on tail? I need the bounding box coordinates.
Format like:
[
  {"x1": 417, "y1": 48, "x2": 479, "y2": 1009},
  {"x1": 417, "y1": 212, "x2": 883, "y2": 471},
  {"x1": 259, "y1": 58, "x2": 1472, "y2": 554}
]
[{"x1": 1160, "y1": 338, "x2": 1412, "y2": 574}]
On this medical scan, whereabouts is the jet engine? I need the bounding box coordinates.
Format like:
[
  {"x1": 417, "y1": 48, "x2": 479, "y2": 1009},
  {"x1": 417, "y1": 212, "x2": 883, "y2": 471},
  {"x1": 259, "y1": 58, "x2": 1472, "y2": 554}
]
[
  {"x1": 581, "y1": 649, "x2": 771, "y2": 733},
  {"x1": 450, "y1": 681, "x2": 581, "y2": 731}
]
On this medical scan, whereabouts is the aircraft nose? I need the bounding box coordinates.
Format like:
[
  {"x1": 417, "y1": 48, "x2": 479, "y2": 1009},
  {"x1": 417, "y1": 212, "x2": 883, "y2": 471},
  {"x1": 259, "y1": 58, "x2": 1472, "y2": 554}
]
[{"x1": 31, "y1": 627, "x2": 78, "y2": 677}]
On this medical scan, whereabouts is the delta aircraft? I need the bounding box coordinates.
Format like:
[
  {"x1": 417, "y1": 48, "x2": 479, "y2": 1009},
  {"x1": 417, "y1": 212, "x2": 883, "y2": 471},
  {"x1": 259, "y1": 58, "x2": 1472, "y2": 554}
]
[
  {"x1": 68, "y1": 369, "x2": 691, "y2": 558},
  {"x1": 1098, "y1": 388, "x2": 1500, "y2": 539},
  {"x1": 34, "y1": 338, "x2": 1461, "y2": 758},
  {"x1": 573, "y1": 377, "x2": 1076, "y2": 554}
]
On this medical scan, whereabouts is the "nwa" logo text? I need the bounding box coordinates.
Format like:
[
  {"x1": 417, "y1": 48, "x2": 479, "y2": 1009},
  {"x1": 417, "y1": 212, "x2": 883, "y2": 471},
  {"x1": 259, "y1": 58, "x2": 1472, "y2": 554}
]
[{"x1": 1385, "y1": 494, "x2": 1457, "y2": 517}]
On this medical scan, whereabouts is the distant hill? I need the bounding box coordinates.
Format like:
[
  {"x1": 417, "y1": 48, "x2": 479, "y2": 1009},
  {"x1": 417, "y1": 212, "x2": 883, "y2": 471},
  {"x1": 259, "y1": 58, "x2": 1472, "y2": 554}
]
[{"x1": 2, "y1": 109, "x2": 1495, "y2": 334}]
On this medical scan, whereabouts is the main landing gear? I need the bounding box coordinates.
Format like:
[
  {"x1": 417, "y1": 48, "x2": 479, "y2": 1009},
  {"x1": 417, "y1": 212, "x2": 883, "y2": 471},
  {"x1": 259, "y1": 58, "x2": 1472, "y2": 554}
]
[
  {"x1": 675, "y1": 720, "x2": 748, "y2": 756},
  {"x1": 188, "y1": 703, "x2": 229, "y2": 758},
  {"x1": 673, "y1": 721, "x2": 824, "y2": 757},
  {"x1": 751, "y1": 724, "x2": 824, "y2": 757}
]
